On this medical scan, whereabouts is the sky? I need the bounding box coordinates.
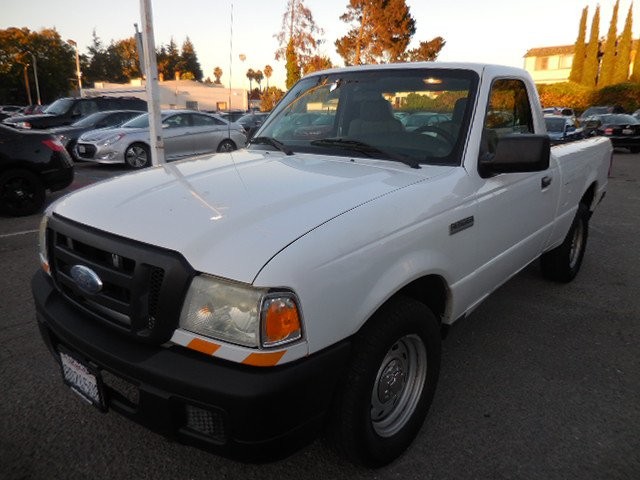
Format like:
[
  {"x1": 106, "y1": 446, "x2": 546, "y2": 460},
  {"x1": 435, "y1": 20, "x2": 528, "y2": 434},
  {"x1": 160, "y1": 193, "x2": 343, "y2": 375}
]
[{"x1": 1, "y1": 0, "x2": 634, "y2": 90}]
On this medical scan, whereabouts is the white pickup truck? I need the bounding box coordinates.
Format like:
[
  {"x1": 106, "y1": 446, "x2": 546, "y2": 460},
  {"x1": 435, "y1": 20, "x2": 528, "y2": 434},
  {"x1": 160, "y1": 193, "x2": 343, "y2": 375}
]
[{"x1": 32, "y1": 63, "x2": 611, "y2": 467}]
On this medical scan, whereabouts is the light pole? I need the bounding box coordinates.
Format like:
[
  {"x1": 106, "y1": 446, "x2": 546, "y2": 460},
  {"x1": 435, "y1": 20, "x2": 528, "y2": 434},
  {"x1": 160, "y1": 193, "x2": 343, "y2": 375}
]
[
  {"x1": 67, "y1": 39, "x2": 82, "y2": 97},
  {"x1": 28, "y1": 52, "x2": 41, "y2": 105}
]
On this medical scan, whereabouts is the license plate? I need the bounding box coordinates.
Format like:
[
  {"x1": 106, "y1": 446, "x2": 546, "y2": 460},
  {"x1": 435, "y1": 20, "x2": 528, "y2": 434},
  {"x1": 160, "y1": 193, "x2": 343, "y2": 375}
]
[
  {"x1": 78, "y1": 145, "x2": 86, "y2": 153},
  {"x1": 622, "y1": 128, "x2": 633, "y2": 135},
  {"x1": 59, "y1": 348, "x2": 105, "y2": 410}
]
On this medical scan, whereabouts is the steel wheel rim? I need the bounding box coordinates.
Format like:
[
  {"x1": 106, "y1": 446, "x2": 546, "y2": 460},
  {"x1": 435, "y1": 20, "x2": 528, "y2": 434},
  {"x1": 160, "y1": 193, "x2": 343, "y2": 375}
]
[
  {"x1": 126, "y1": 146, "x2": 148, "y2": 167},
  {"x1": 371, "y1": 334, "x2": 427, "y2": 437},
  {"x1": 569, "y1": 219, "x2": 584, "y2": 269}
]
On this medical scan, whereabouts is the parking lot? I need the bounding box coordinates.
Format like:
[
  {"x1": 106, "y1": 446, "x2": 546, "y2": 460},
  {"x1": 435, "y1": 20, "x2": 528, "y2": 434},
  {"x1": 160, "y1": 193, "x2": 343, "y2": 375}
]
[{"x1": 1, "y1": 155, "x2": 639, "y2": 479}]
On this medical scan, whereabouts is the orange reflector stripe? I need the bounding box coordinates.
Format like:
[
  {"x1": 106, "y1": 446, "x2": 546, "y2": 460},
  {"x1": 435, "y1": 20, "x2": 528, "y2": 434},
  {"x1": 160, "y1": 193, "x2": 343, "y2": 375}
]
[
  {"x1": 242, "y1": 351, "x2": 286, "y2": 367},
  {"x1": 187, "y1": 338, "x2": 221, "y2": 356}
]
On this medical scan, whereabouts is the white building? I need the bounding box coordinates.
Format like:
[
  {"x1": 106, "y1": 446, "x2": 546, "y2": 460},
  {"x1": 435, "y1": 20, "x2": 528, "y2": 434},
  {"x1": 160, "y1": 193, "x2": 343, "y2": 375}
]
[{"x1": 84, "y1": 78, "x2": 248, "y2": 112}]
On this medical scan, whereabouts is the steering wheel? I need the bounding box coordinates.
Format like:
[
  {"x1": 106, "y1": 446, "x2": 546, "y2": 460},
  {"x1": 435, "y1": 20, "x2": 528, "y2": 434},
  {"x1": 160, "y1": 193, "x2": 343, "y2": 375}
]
[{"x1": 413, "y1": 125, "x2": 456, "y2": 146}]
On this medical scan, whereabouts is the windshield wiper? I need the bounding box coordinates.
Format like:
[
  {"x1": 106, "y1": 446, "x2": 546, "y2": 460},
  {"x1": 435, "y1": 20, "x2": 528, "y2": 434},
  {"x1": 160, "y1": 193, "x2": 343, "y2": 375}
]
[
  {"x1": 250, "y1": 136, "x2": 293, "y2": 155},
  {"x1": 310, "y1": 138, "x2": 420, "y2": 169}
]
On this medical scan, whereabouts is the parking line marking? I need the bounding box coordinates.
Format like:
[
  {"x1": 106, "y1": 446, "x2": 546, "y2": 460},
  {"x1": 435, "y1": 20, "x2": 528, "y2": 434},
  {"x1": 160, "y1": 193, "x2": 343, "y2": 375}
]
[{"x1": 0, "y1": 229, "x2": 38, "y2": 239}]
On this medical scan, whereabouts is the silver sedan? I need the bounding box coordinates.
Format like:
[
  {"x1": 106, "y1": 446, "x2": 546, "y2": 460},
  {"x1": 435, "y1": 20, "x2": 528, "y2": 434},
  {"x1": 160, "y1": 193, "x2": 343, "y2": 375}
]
[{"x1": 74, "y1": 109, "x2": 247, "y2": 168}]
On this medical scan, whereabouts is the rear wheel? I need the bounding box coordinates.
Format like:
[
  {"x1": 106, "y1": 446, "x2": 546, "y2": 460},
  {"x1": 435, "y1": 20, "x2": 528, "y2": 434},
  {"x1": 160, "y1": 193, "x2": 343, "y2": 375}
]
[
  {"x1": 217, "y1": 139, "x2": 237, "y2": 152},
  {"x1": 0, "y1": 169, "x2": 46, "y2": 216},
  {"x1": 124, "y1": 143, "x2": 150, "y2": 169},
  {"x1": 328, "y1": 296, "x2": 441, "y2": 467},
  {"x1": 541, "y1": 203, "x2": 589, "y2": 282}
]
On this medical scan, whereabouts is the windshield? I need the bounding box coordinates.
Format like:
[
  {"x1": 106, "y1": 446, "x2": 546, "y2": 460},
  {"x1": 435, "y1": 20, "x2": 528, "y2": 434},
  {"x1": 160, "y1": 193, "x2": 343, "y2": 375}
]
[
  {"x1": 253, "y1": 68, "x2": 479, "y2": 166},
  {"x1": 122, "y1": 113, "x2": 151, "y2": 128},
  {"x1": 599, "y1": 114, "x2": 639, "y2": 124},
  {"x1": 44, "y1": 98, "x2": 74, "y2": 115},
  {"x1": 72, "y1": 112, "x2": 107, "y2": 127}
]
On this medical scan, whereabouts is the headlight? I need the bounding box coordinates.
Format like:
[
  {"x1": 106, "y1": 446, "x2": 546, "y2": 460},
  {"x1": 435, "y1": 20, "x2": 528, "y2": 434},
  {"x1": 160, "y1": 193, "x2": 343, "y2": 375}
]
[
  {"x1": 38, "y1": 214, "x2": 50, "y2": 275},
  {"x1": 179, "y1": 275, "x2": 303, "y2": 348},
  {"x1": 99, "y1": 133, "x2": 125, "y2": 147}
]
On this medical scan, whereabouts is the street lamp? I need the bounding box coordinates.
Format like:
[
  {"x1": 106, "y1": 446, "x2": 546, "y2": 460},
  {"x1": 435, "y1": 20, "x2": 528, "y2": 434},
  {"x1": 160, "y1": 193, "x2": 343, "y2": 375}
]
[
  {"x1": 67, "y1": 39, "x2": 82, "y2": 97},
  {"x1": 27, "y1": 52, "x2": 41, "y2": 105}
]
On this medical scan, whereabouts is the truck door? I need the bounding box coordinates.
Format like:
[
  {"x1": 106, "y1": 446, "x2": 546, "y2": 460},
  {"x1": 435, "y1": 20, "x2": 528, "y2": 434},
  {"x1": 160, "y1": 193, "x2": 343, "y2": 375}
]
[{"x1": 473, "y1": 78, "x2": 560, "y2": 288}]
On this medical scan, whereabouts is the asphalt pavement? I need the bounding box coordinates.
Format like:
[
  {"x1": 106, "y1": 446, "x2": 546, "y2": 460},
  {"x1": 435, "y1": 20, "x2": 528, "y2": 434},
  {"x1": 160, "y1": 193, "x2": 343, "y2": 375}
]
[{"x1": 1, "y1": 156, "x2": 639, "y2": 480}]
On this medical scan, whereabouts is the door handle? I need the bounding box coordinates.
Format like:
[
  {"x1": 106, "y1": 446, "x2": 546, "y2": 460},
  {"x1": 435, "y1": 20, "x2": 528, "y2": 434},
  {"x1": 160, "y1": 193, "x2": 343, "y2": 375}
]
[{"x1": 541, "y1": 176, "x2": 552, "y2": 189}]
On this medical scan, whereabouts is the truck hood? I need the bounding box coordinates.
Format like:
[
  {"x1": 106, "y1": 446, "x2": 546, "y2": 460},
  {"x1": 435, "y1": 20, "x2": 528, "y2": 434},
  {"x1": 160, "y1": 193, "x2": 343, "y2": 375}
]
[{"x1": 51, "y1": 150, "x2": 451, "y2": 283}]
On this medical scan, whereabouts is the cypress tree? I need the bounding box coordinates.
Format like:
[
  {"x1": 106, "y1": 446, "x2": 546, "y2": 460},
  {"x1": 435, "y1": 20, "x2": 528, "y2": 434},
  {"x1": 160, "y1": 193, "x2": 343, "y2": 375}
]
[
  {"x1": 598, "y1": 0, "x2": 619, "y2": 87},
  {"x1": 569, "y1": 6, "x2": 589, "y2": 83},
  {"x1": 631, "y1": 39, "x2": 640, "y2": 82},
  {"x1": 613, "y1": 4, "x2": 633, "y2": 84},
  {"x1": 582, "y1": 5, "x2": 601, "y2": 88},
  {"x1": 285, "y1": 38, "x2": 300, "y2": 89}
]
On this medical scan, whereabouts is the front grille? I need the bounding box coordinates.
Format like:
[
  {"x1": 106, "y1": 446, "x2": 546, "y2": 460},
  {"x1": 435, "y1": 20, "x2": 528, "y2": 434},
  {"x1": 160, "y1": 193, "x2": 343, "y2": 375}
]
[
  {"x1": 75, "y1": 143, "x2": 96, "y2": 159},
  {"x1": 47, "y1": 214, "x2": 193, "y2": 344}
]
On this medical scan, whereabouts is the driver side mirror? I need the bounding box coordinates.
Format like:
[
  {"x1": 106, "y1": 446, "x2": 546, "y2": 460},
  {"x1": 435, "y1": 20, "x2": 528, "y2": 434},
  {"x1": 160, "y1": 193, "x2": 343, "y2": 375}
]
[{"x1": 479, "y1": 134, "x2": 550, "y2": 177}]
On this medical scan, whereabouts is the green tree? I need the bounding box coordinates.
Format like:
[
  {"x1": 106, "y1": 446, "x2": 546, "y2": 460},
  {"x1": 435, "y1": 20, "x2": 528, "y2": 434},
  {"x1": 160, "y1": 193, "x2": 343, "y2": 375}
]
[
  {"x1": 303, "y1": 55, "x2": 333, "y2": 74},
  {"x1": 581, "y1": 5, "x2": 600, "y2": 88},
  {"x1": 285, "y1": 39, "x2": 300, "y2": 89},
  {"x1": 275, "y1": 0, "x2": 323, "y2": 89},
  {"x1": 254, "y1": 69, "x2": 264, "y2": 91},
  {"x1": 569, "y1": 6, "x2": 588, "y2": 84},
  {"x1": 246, "y1": 68, "x2": 256, "y2": 94},
  {"x1": 598, "y1": 0, "x2": 619, "y2": 88},
  {"x1": 157, "y1": 38, "x2": 180, "y2": 81},
  {"x1": 177, "y1": 37, "x2": 203, "y2": 81},
  {"x1": 613, "y1": 4, "x2": 633, "y2": 84},
  {"x1": 406, "y1": 37, "x2": 446, "y2": 62},
  {"x1": 336, "y1": 0, "x2": 442, "y2": 65},
  {"x1": 213, "y1": 66, "x2": 223, "y2": 84},
  {"x1": 0, "y1": 27, "x2": 75, "y2": 104},
  {"x1": 260, "y1": 86, "x2": 285, "y2": 111}
]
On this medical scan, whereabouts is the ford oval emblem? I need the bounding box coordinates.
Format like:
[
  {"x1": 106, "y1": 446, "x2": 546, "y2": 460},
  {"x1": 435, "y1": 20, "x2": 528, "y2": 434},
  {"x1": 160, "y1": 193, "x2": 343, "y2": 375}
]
[{"x1": 70, "y1": 265, "x2": 103, "y2": 295}]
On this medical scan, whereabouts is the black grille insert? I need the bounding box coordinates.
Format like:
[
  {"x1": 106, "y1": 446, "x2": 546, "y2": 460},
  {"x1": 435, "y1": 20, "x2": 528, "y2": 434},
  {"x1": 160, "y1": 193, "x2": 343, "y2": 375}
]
[{"x1": 47, "y1": 214, "x2": 193, "y2": 344}]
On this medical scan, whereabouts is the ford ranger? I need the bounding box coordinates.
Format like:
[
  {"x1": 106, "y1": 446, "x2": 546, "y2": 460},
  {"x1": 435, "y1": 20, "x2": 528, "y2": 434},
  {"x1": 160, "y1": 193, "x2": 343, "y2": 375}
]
[{"x1": 32, "y1": 63, "x2": 611, "y2": 467}]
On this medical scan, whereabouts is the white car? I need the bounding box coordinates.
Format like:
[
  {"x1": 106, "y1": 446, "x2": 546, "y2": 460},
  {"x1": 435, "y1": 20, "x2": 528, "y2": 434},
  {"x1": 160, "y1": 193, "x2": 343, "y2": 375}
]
[{"x1": 74, "y1": 109, "x2": 246, "y2": 168}]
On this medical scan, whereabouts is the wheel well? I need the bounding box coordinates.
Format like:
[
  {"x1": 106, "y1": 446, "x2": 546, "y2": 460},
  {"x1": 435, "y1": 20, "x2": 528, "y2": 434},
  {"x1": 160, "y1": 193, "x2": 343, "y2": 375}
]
[
  {"x1": 396, "y1": 275, "x2": 448, "y2": 324},
  {"x1": 581, "y1": 183, "x2": 596, "y2": 210}
]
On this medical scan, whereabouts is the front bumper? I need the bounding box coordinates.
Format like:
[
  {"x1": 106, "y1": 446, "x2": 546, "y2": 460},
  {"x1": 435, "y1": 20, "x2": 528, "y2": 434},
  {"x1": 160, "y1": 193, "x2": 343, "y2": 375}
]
[{"x1": 32, "y1": 270, "x2": 351, "y2": 461}]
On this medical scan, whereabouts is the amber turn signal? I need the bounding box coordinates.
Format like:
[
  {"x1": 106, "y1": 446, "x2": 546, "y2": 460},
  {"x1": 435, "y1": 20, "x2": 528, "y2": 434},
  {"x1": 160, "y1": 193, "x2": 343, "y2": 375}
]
[{"x1": 262, "y1": 297, "x2": 302, "y2": 346}]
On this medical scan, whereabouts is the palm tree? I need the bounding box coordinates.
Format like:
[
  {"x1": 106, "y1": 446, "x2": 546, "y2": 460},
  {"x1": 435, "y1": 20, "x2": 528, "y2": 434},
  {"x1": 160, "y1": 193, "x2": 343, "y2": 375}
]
[
  {"x1": 213, "y1": 66, "x2": 223, "y2": 84},
  {"x1": 264, "y1": 64, "x2": 273, "y2": 89}
]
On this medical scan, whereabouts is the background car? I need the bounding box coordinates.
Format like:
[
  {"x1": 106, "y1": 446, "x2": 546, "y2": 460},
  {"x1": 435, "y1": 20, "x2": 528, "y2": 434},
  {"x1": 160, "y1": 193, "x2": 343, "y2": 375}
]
[
  {"x1": 544, "y1": 114, "x2": 584, "y2": 144},
  {"x1": 49, "y1": 110, "x2": 145, "y2": 159},
  {"x1": 74, "y1": 110, "x2": 247, "y2": 168},
  {"x1": 237, "y1": 111, "x2": 270, "y2": 139},
  {"x1": 0, "y1": 124, "x2": 73, "y2": 216},
  {"x1": 3, "y1": 96, "x2": 147, "y2": 130},
  {"x1": 401, "y1": 112, "x2": 450, "y2": 131},
  {"x1": 586, "y1": 113, "x2": 640, "y2": 153}
]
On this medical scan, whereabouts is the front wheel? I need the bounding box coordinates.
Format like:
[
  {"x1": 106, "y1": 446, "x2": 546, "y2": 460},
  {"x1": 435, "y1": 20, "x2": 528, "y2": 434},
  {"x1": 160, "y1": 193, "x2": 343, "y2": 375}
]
[
  {"x1": 0, "y1": 169, "x2": 46, "y2": 216},
  {"x1": 217, "y1": 139, "x2": 237, "y2": 152},
  {"x1": 124, "y1": 143, "x2": 150, "y2": 169},
  {"x1": 328, "y1": 296, "x2": 441, "y2": 467},
  {"x1": 540, "y1": 203, "x2": 589, "y2": 282}
]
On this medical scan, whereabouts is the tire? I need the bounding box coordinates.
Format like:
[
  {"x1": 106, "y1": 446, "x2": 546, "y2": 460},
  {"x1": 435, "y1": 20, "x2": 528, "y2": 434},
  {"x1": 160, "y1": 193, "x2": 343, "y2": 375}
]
[
  {"x1": 540, "y1": 203, "x2": 589, "y2": 282},
  {"x1": 124, "y1": 143, "x2": 150, "y2": 169},
  {"x1": 217, "y1": 139, "x2": 237, "y2": 153},
  {"x1": 0, "y1": 169, "x2": 46, "y2": 216},
  {"x1": 328, "y1": 296, "x2": 441, "y2": 467}
]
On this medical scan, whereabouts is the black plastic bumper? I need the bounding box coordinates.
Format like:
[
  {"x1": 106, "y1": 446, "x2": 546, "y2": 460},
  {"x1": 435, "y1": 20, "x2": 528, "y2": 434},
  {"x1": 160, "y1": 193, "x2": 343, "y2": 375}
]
[{"x1": 32, "y1": 270, "x2": 351, "y2": 461}]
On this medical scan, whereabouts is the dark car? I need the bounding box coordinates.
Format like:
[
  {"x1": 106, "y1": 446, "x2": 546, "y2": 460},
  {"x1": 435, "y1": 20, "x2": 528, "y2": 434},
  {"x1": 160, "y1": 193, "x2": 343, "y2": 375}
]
[
  {"x1": 586, "y1": 113, "x2": 640, "y2": 153},
  {"x1": 3, "y1": 96, "x2": 147, "y2": 130},
  {"x1": 544, "y1": 115, "x2": 584, "y2": 144},
  {"x1": 49, "y1": 110, "x2": 145, "y2": 159},
  {"x1": 237, "y1": 111, "x2": 270, "y2": 139},
  {"x1": 0, "y1": 124, "x2": 74, "y2": 216}
]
